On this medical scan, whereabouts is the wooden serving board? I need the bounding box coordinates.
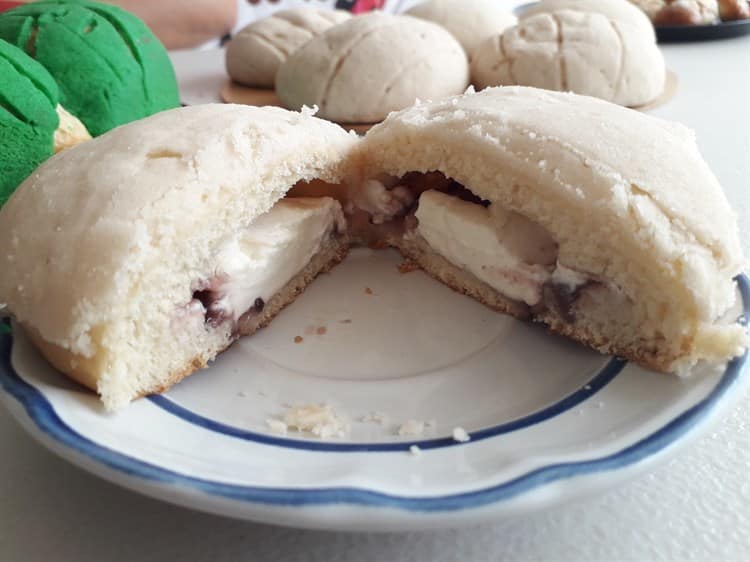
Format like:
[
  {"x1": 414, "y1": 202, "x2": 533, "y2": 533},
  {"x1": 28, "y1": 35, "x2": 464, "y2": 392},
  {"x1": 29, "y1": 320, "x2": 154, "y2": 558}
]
[{"x1": 221, "y1": 70, "x2": 678, "y2": 131}]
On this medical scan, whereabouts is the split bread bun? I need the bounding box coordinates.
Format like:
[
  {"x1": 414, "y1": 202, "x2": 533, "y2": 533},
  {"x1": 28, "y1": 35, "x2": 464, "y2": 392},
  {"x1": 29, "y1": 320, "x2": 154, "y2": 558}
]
[
  {"x1": 0, "y1": 88, "x2": 746, "y2": 411},
  {"x1": 350, "y1": 86, "x2": 747, "y2": 373},
  {"x1": 0, "y1": 104, "x2": 355, "y2": 411}
]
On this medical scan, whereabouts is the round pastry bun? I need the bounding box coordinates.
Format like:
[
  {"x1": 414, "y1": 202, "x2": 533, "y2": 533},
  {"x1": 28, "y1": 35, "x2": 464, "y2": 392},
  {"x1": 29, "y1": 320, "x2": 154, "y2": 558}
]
[
  {"x1": 0, "y1": 104, "x2": 356, "y2": 410},
  {"x1": 0, "y1": 1, "x2": 179, "y2": 136},
  {"x1": 353, "y1": 86, "x2": 746, "y2": 371},
  {"x1": 226, "y1": 8, "x2": 351, "y2": 88},
  {"x1": 471, "y1": 8, "x2": 666, "y2": 107},
  {"x1": 275, "y1": 13, "x2": 469, "y2": 123}
]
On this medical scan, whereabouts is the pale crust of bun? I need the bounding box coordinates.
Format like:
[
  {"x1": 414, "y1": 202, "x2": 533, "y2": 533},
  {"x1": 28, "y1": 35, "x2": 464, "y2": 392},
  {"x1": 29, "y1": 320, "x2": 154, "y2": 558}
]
[
  {"x1": 275, "y1": 13, "x2": 469, "y2": 123},
  {"x1": 354, "y1": 86, "x2": 747, "y2": 371}
]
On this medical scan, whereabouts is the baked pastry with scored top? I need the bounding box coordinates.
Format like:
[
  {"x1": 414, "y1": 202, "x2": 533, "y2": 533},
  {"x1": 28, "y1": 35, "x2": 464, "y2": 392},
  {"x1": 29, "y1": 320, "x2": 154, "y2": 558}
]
[
  {"x1": 276, "y1": 13, "x2": 469, "y2": 123},
  {"x1": 471, "y1": 0, "x2": 665, "y2": 107},
  {"x1": 0, "y1": 38, "x2": 89, "y2": 207},
  {"x1": 226, "y1": 7, "x2": 351, "y2": 88}
]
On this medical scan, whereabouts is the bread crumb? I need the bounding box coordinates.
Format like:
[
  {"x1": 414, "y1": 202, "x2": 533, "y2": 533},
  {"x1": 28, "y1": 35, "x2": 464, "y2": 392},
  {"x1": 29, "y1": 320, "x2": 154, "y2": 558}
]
[
  {"x1": 365, "y1": 287, "x2": 373, "y2": 295},
  {"x1": 452, "y1": 427, "x2": 470, "y2": 443},
  {"x1": 359, "y1": 411, "x2": 388, "y2": 424},
  {"x1": 398, "y1": 260, "x2": 420, "y2": 274},
  {"x1": 294, "y1": 335, "x2": 303, "y2": 343},
  {"x1": 265, "y1": 418, "x2": 288, "y2": 435},
  {"x1": 316, "y1": 326, "x2": 327, "y2": 335},
  {"x1": 409, "y1": 445, "x2": 422, "y2": 457},
  {"x1": 339, "y1": 319, "x2": 353, "y2": 324},
  {"x1": 398, "y1": 420, "x2": 425, "y2": 437},
  {"x1": 283, "y1": 403, "x2": 349, "y2": 439}
]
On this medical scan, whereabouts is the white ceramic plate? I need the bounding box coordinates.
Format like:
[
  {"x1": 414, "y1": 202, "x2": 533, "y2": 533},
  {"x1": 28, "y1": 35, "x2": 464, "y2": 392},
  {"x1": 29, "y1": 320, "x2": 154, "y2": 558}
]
[{"x1": 0, "y1": 248, "x2": 748, "y2": 531}]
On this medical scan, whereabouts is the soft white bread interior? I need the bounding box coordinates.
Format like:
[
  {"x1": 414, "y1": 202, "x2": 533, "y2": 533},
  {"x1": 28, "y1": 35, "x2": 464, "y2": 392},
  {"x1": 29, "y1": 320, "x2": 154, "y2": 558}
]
[
  {"x1": 350, "y1": 86, "x2": 747, "y2": 372},
  {"x1": 0, "y1": 104, "x2": 356, "y2": 410}
]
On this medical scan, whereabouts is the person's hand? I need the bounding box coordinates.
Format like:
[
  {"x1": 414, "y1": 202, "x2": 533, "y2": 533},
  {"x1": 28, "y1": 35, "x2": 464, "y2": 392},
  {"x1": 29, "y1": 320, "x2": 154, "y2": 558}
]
[{"x1": 106, "y1": 0, "x2": 237, "y2": 49}]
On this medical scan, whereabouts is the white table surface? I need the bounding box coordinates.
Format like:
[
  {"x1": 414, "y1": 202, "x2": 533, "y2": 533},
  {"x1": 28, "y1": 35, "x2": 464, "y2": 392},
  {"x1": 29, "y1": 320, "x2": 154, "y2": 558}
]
[{"x1": 2, "y1": 19, "x2": 750, "y2": 562}]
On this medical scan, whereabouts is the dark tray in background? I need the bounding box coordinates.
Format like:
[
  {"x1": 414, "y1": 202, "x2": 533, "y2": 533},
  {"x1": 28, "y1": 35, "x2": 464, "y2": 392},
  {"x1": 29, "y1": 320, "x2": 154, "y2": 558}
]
[
  {"x1": 656, "y1": 18, "x2": 750, "y2": 42},
  {"x1": 513, "y1": 2, "x2": 750, "y2": 43}
]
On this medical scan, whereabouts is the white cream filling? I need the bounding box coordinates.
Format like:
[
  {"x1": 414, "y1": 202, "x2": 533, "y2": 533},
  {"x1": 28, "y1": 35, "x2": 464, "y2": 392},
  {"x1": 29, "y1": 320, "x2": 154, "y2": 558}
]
[
  {"x1": 551, "y1": 263, "x2": 589, "y2": 292},
  {"x1": 414, "y1": 190, "x2": 558, "y2": 306},
  {"x1": 211, "y1": 197, "x2": 344, "y2": 321}
]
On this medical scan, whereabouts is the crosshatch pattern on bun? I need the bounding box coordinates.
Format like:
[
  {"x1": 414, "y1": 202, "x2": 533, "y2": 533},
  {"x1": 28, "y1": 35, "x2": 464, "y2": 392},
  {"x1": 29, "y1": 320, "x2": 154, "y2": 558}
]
[
  {"x1": 226, "y1": 7, "x2": 351, "y2": 88},
  {"x1": 472, "y1": 0, "x2": 665, "y2": 106},
  {"x1": 275, "y1": 12, "x2": 469, "y2": 123}
]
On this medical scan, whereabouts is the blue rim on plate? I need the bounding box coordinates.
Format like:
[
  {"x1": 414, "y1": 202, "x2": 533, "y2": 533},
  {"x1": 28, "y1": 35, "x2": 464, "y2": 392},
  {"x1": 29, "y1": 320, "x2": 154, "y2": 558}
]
[
  {"x1": 145, "y1": 356, "x2": 625, "y2": 452},
  {"x1": 0, "y1": 275, "x2": 747, "y2": 511},
  {"x1": 656, "y1": 18, "x2": 750, "y2": 42}
]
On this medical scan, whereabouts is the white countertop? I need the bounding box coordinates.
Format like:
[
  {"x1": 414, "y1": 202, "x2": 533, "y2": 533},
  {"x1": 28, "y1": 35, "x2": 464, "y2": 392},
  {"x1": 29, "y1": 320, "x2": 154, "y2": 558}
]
[{"x1": 2, "y1": 21, "x2": 749, "y2": 562}]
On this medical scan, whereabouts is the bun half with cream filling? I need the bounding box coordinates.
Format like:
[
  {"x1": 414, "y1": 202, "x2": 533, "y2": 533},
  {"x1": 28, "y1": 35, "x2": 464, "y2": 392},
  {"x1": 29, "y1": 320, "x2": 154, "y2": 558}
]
[
  {"x1": 349, "y1": 86, "x2": 747, "y2": 373},
  {"x1": 0, "y1": 104, "x2": 355, "y2": 410}
]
